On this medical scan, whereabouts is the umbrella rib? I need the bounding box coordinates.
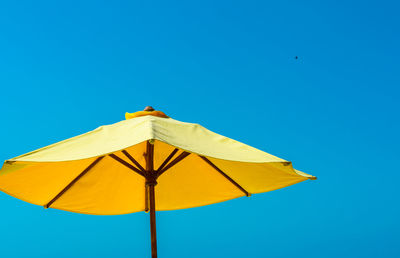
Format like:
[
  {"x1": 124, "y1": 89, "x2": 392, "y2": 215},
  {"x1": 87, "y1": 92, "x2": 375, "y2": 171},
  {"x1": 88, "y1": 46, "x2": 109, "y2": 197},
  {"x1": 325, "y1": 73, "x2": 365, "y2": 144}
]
[
  {"x1": 156, "y1": 148, "x2": 178, "y2": 172},
  {"x1": 199, "y1": 156, "x2": 251, "y2": 197},
  {"x1": 109, "y1": 153, "x2": 145, "y2": 177},
  {"x1": 44, "y1": 156, "x2": 105, "y2": 208},
  {"x1": 122, "y1": 150, "x2": 146, "y2": 173},
  {"x1": 156, "y1": 151, "x2": 190, "y2": 178}
]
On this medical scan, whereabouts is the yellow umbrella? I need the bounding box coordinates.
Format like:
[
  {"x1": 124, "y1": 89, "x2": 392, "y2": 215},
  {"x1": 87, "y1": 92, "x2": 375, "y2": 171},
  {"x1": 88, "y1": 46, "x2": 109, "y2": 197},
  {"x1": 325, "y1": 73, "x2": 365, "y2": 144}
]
[{"x1": 0, "y1": 107, "x2": 316, "y2": 257}]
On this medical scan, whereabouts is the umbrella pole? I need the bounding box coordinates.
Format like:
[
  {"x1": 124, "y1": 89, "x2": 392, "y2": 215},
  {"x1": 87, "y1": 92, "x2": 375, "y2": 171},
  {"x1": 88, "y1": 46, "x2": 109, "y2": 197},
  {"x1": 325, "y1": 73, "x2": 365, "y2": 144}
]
[
  {"x1": 149, "y1": 184, "x2": 157, "y2": 258},
  {"x1": 146, "y1": 140, "x2": 157, "y2": 258}
]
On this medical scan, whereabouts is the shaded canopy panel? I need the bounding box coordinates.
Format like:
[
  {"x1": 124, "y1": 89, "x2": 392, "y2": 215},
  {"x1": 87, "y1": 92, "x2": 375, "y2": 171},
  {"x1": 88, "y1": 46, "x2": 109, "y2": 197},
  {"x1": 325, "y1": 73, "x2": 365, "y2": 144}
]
[
  {"x1": 50, "y1": 154, "x2": 146, "y2": 215},
  {"x1": 0, "y1": 158, "x2": 97, "y2": 207},
  {"x1": 0, "y1": 139, "x2": 314, "y2": 215}
]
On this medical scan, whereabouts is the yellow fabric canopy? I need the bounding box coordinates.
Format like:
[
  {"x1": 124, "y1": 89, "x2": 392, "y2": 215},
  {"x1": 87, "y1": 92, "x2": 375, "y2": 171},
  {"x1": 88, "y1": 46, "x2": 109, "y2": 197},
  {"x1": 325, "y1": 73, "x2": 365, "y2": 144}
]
[{"x1": 0, "y1": 114, "x2": 315, "y2": 215}]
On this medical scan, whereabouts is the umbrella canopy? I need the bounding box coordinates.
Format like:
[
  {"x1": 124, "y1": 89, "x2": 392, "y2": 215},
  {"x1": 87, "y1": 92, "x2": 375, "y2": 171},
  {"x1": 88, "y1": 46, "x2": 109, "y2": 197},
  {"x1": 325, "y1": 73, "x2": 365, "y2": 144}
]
[{"x1": 0, "y1": 109, "x2": 316, "y2": 257}]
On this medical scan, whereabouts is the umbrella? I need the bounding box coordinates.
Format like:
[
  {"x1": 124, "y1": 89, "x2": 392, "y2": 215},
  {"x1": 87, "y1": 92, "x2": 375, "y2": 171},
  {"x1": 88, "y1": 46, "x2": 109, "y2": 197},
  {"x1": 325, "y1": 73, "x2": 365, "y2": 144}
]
[{"x1": 0, "y1": 107, "x2": 316, "y2": 257}]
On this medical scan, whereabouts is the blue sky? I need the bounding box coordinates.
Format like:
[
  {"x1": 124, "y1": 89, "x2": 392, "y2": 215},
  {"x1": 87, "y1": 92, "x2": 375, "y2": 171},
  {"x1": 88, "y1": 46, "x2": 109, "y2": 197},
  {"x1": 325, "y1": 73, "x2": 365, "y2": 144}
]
[{"x1": 0, "y1": 0, "x2": 399, "y2": 257}]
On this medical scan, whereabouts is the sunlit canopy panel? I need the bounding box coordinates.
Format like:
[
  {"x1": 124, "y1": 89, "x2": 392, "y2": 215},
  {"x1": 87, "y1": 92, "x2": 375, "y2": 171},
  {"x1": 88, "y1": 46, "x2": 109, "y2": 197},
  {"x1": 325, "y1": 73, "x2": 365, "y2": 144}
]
[{"x1": 5, "y1": 116, "x2": 288, "y2": 163}]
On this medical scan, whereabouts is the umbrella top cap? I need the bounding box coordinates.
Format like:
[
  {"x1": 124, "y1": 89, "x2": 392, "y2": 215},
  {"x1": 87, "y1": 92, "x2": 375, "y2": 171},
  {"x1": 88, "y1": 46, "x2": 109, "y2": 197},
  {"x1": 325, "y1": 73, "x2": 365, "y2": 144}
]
[
  {"x1": 144, "y1": 106, "x2": 155, "y2": 111},
  {"x1": 125, "y1": 106, "x2": 169, "y2": 120}
]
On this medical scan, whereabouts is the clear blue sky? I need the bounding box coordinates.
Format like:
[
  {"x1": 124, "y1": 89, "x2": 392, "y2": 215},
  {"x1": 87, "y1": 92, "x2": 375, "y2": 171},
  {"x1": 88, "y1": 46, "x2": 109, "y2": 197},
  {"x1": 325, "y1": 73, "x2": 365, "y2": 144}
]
[{"x1": 0, "y1": 0, "x2": 399, "y2": 257}]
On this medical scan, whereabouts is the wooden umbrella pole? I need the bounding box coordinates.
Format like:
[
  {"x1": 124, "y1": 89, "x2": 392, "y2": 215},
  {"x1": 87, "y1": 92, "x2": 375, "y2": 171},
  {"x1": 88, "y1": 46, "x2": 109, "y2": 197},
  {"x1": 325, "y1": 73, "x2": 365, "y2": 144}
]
[
  {"x1": 145, "y1": 140, "x2": 157, "y2": 258},
  {"x1": 149, "y1": 183, "x2": 157, "y2": 258}
]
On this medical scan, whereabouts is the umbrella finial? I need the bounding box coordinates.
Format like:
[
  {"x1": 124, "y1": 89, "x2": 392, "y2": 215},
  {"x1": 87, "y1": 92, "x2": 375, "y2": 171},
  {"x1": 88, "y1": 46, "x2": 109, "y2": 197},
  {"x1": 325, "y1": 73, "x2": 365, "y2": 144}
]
[
  {"x1": 144, "y1": 106, "x2": 155, "y2": 111},
  {"x1": 125, "y1": 107, "x2": 169, "y2": 120}
]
